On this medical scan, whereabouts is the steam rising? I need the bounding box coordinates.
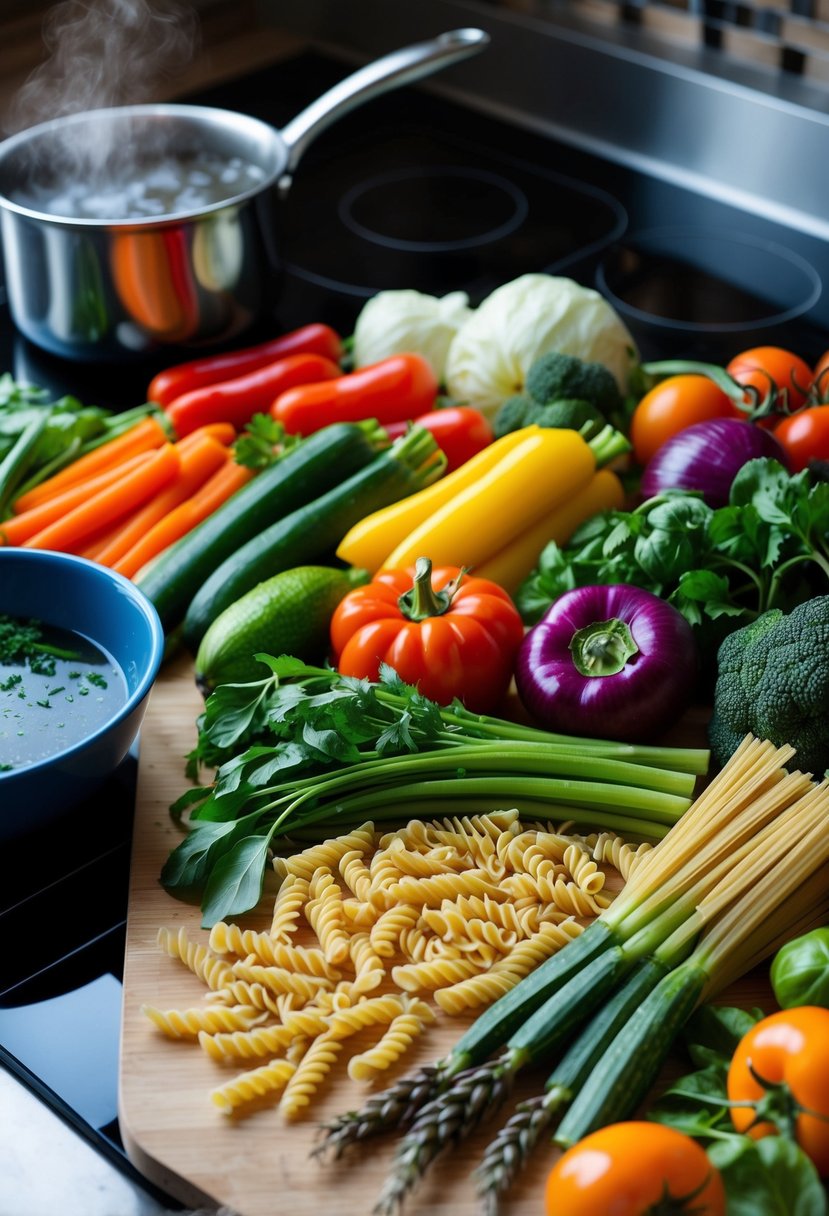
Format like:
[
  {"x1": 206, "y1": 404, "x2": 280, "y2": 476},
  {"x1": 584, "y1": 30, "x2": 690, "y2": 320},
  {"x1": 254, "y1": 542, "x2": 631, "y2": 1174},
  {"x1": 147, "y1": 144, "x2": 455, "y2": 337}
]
[{"x1": 9, "y1": 0, "x2": 200, "y2": 133}]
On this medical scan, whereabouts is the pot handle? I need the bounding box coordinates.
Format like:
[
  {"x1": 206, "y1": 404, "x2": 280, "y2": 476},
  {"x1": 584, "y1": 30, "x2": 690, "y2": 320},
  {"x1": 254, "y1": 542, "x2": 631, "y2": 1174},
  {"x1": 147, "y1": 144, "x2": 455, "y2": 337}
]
[{"x1": 279, "y1": 28, "x2": 490, "y2": 174}]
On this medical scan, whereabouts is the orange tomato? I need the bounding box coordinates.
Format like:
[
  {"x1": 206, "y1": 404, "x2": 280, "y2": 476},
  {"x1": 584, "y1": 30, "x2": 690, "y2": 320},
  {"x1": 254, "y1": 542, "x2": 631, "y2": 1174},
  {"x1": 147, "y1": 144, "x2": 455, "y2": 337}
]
[
  {"x1": 630, "y1": 375, "x2": 740, "y2": 466},
  {"x1": 726, "y1": 345, "x2": 813, "y2": 413},
  {"x1": 544, "y1": 1121, "x2": 726, "y2": 1215},
  {"x1": 727, "y1": 1006, "x2": 829, "y2": 1177},
  {"x1": 809, "y1": 349, "x2": 829, "y2": 401}
]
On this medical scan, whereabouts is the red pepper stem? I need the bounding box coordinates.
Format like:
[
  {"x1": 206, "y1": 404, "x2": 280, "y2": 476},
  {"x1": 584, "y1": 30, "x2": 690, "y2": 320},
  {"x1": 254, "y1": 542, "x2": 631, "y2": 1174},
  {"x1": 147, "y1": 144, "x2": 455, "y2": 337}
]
[{"x1": 398, "y1": 557, "x2": 465, "y2": 621}]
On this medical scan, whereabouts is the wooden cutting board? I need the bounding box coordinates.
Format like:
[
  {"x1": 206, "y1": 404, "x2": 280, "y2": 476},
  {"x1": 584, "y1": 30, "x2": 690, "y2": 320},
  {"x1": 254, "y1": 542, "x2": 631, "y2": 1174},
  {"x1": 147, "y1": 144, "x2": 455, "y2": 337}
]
[{"x1": 119, "y1": 656, "x2": 773, "y2": 1216}]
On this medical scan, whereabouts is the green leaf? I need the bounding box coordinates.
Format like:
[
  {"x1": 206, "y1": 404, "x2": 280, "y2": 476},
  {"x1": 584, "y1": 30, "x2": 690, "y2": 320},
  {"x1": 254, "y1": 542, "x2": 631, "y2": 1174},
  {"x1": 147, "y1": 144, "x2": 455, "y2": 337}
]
[
  {"x1": 200, "y1": 679, "x2": 272, "y2": 750},
  {"x1": 648, "y1": 1064, "x2": 734, "y2": 1138},
  {"x1": 200, "y1": 833, "x2": 273, "y2": 927},
  {"x1": 709, "y1": 1136, "x2": 827, "y2": 1216},
  {"x1": 160, "y1": 818, "x2": 248, "y2": 890},
  {"x1": 683, "y1": 1003, "x2": 766, "y2": 1070}
]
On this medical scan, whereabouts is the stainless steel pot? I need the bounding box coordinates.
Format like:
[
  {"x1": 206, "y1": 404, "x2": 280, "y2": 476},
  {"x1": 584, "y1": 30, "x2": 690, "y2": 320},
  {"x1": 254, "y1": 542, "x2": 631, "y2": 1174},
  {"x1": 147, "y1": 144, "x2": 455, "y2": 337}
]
[{"x1": 0, "y1": 29, "x2": 489, "y2": 362}]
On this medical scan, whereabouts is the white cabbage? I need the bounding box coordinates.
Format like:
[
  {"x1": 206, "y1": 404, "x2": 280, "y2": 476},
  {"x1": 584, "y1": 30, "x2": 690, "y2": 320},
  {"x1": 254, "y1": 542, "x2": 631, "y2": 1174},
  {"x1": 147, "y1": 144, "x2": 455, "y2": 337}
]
[
  {"x1": 444, "y1": 274, "x2": 638, "y2": 418},
  {"x1": 352, "y1": 289, "x2": 473, "y2": 383}
]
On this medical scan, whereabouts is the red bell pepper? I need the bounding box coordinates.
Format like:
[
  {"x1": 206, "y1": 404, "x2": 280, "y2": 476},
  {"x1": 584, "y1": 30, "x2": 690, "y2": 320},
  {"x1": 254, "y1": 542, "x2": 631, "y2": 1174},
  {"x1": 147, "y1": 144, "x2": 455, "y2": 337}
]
[
  {"x1": 147, "y1": 322, "x2": 344, "y2": 407},
  {"x1": 382, "y1": 406, "x2": 493, "y2": 474},
  {"x1": 271, "y1": 352, "x2": 438, "y2": 436},
  {"x1": 329, "y1": 556, "x2": 525, "y2": 714},
  {"x1": 164, "y1": 352, "x2": 342, "y2": 437}
]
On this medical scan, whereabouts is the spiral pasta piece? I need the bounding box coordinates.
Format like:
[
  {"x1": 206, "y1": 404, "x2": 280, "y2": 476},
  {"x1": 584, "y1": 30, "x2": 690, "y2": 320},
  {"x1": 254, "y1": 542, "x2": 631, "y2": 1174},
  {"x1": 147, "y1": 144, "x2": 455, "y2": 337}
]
[
  {"x1": 391, "y1": 955, "x2": 481, "y2": 992},
  {"x1": 269, "y1": 875, "x2": 309, "y2": 941},
  {"x1": 211, "y1": 1058, "x2": 296, "y2": 1114},
  {"x1": 591, "y1": 831, "x2": 654, "y2": 880},
  {"x1": 142, "y1": 1003, "x2": 264, "y2": 1039},
  {"x1": 368, "y1": 904, "x2": 421, "y2": 957},
  {"x1": 279, "y1": 1032, "x2": 343, "y2": 1118},
  {"x1": 156, "y1": 926, "x2": 233, "y2": 991},
  {"x1": 231, "y1": 961, "x2": 333, "y2": 1001},
  {"x1": 280, "y1": 824, "x2": 376, "y2": 882},
  {"x1": 347, "y1": 998, "x2": 435, "y2": 1082},
  {"x1": 562, "y1": 842, "x2": 606, "y2": 894},
  {"x1": 208, "y1": 921, "x2": 336, "y2": 976},
  {"x1": 199, "y1": 1021, "x2": 297, "y2": 1062},
  {"x1": 388, "y1": 868, "x2": 504, "y2": 907},
  {"x1": 325, "y1": 993, "x2": 406, "y2": 1040},
  {"x1": 305, "y1": 869, "x2": 350, "y2": 964}
]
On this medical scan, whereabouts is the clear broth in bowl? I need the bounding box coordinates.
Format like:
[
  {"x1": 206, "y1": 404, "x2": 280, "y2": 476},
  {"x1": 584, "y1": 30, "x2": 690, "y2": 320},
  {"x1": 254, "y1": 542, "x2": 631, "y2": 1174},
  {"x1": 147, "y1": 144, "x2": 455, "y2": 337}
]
[{"x1": 0, "y1": 616, "x2": 127, "y2": 771}]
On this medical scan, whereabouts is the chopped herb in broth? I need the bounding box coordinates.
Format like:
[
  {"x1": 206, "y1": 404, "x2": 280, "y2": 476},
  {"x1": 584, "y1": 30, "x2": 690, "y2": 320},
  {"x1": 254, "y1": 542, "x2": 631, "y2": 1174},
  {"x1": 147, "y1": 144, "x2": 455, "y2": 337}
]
[{"x1": 0, "y1": 615, "x2": 127, "y2": 772}]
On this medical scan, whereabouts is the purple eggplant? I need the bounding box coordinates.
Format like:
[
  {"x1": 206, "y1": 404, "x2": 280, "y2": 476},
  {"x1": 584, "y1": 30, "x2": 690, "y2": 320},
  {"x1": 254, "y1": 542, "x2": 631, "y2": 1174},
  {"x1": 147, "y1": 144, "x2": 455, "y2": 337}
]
[
  {"x1": 640, "y1": 417, "x2": 788, "y2": 508},
  {"x1": 514, "y1": 583, "x2": 698, "y2": 742}
]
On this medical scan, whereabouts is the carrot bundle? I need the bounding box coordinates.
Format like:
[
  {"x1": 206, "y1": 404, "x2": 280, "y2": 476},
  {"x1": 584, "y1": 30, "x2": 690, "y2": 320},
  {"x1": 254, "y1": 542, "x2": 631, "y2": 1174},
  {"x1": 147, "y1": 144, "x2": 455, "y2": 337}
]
[{"x1": 112, "y1": 458, "x2": 254, "y2": 579}]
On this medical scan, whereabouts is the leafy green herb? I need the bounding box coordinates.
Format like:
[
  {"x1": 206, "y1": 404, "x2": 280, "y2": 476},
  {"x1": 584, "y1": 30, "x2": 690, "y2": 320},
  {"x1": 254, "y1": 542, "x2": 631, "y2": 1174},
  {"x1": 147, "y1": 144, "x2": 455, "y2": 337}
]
[
  {"x1": 0, "y1": 614, "x2": 81, "y2": 677},
  {"x1": 648, "y1": 1005, "x2": 827, "y2": 1216},
  {"x1": 232, "y1": 414, "x2": 302, "y2": 471},
  {"x1": 517, "y1": 458, "x2": 829, "y2": 656},
  {"x1": 164, "y1": 656, "x2": 709, "y2": 927}
]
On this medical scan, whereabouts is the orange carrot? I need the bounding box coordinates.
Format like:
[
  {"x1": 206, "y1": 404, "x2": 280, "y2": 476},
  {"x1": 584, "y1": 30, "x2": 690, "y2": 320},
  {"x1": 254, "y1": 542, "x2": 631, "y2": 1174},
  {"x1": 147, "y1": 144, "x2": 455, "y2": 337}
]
[
  {"x1": 13, "y1": 414, "x2": 170, "y2": 513},
  {"x1": 176, "y1": 422, "x2": 236, "y2": 449},
  {"x1": 113, "y1": 459, "x2": 254, "y2": 579},
  {"x1": 23, "y1": 443, "x2": 181, "y2": 552},
  {"x1": 93, "y1": 436, "x2": 230, "y2": 568},
  {"x1": 1, "y1": 451, "x2": 155, "y2": 546}
]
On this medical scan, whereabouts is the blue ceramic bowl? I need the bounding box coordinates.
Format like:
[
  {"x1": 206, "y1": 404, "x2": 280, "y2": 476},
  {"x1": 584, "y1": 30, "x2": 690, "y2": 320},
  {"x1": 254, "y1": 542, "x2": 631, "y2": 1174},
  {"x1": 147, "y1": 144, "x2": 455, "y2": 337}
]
[{"x1": 0, "y1": 549, "x2": 164, "y2": 839}]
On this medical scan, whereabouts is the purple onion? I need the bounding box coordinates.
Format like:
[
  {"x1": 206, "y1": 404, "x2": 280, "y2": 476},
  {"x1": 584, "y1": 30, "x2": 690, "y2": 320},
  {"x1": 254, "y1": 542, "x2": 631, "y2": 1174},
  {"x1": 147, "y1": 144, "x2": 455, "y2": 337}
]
[
  {"x1": 640, "y1": 417, "x2": 789, "y2": 507},
  {"x1": 514, "y1": 584, "x2": 698, "y2": 742}
]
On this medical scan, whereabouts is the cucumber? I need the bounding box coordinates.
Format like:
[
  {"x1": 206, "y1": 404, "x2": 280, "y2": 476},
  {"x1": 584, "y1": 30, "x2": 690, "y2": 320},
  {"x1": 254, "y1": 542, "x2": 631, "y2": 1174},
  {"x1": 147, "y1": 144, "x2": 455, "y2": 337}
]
[
  {"x1": 135, "y1": 422, "x2": 383, "y2": 633},
  {"x1": 194, "y1": 564, "x2": 369, "y2": 692},
  {"x1": 182, "y1": 426, "x2": 444, "y2": 651}
]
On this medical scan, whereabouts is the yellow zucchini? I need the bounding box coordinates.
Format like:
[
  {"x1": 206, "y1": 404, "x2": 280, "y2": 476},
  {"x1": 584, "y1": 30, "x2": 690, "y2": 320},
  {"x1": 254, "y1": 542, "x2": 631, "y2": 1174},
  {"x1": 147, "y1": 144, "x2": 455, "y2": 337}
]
[
  {"x1": 382, "y1": 427, "x2": 598, "y2": 571},
  {"x1": 335, "y1": 426, "x2": 539, "y2": 573},
  {"x1": 475, "y1": 468, "x2": 624, "y2": 593}
]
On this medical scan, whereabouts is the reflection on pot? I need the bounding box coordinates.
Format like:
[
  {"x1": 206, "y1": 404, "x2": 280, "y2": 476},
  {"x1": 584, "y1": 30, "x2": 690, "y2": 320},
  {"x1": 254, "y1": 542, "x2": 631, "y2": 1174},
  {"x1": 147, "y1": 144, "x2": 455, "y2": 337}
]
[
  {"x1": 192, "y1": 209, "x2": 244, "y2": 292},
  {"x1": 110, "y1": 228, "x2": 200, "y2": 343}
]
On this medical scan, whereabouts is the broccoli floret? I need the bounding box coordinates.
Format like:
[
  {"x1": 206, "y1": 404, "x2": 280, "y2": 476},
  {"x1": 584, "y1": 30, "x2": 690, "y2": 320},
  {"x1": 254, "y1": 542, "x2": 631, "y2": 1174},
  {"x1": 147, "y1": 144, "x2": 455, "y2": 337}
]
[
  {"x1": 708, "y1": 596, "x2": 829, "y2": 776},
  {"x1": 493, "y1": 394, "x2": 607, "y2": 440},
  {"x1": 525, "y1": 351, "x2": 623, "y2": 416},
  {"x1": 492, "y1": 394, "x2": 536, "y2": 439}
]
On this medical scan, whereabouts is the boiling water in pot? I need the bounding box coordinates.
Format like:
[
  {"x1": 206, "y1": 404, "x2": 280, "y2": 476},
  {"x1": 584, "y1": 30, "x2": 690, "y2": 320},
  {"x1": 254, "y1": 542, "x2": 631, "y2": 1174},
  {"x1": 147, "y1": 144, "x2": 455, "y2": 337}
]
[{"x1": 12, "y1": 150, "x2": 267, "y2": 220}]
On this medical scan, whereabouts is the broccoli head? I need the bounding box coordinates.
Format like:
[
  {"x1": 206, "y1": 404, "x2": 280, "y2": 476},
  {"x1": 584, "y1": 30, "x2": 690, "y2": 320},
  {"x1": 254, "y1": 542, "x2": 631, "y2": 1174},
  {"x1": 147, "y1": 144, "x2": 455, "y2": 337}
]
[
  {"x1": 708, "y1": 596, "x2": 829, "y2": 776},
  {"x1": 525, "y1": 351, "x2": 623, "y2": 416},
  {"x1": 493, "y1": 394, "x2": 607, "y2": 440}
]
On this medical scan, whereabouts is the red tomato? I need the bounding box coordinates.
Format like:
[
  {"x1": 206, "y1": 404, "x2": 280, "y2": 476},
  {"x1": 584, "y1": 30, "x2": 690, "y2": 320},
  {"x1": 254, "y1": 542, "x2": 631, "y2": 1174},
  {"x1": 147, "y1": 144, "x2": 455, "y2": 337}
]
[
  {"x1": 773, "y1": 405, "x2": 829, "y2": 471},
  {"x1": 727, "y1": 1006, "x2": 829, "y2": 1177},
  {"x1": 329, "y1": 558, "x2": 524, "y2": 714},
  {"x1": 630, "y1": 375, "x2": 741, "y2": 466},
  {"x1": 726, "y1": 345, "x2": 813, "y2": 414},
  {"x1": 544, "y1": 1121, "x2": 726, "y2": 1215},
  {"x1": 382, "y1": 407, "x2": 494, "y2": 474}
]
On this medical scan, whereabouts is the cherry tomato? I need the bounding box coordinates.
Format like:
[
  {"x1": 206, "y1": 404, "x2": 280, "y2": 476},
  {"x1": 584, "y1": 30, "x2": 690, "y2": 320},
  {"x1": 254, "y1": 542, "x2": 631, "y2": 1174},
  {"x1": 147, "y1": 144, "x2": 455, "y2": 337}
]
[
  {"x1": 382, "y1": 406, "x2": 494, "y2": 474},
  {"x1": 544, "y1": 1121, "x2": 726, "y2": 1215},
  {"x1": 773, "y1": 405, "x2": 829, "y2": 471},
  {"x1": 726, "y1": 345, "x2": 813, "y2": 414},
  {"x1": 630, "y1": 375, "x2": 740, "y2": 466},
  {"x1": 330, "y1": 558, "x2": 524, "y2": 714},
  {"x1": 727, "y1": 1006, "x2": 829, "y2": 1177}
]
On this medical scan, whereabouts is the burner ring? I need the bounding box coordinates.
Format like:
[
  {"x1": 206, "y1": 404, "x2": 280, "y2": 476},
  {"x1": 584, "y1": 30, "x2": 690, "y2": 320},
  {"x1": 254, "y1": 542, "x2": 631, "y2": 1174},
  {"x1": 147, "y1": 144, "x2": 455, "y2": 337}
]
[{"x1": 339, "y1": 165, "x2": 529, "y2": 253}]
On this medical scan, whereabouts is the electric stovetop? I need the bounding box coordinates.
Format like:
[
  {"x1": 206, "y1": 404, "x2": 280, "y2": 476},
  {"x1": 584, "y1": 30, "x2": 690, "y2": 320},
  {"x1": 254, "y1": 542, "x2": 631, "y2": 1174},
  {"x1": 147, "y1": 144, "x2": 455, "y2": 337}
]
[{"x1": 1, "y1": 46, "x2": 827, "y2": 1205}]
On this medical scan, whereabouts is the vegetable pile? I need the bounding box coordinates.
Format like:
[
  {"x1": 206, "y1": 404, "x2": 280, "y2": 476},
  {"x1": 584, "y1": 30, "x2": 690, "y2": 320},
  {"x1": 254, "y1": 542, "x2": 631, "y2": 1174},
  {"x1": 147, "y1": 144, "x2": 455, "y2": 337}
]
[{"x1": 8, "y1": 273, "x2": 829, "y2": 1213}]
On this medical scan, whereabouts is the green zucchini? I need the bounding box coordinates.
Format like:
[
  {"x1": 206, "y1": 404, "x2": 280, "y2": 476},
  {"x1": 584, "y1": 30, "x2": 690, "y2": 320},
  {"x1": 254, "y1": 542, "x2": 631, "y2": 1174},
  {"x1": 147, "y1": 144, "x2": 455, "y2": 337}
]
[
  {"x1": 135, "y1": 422, "x2": 383, "y2": 633},
  {"x1": 553, "y1": 959, "x2": 707, "y2": 1148},
  {"x1": 182, "y1": 426, "x2": 444, "y2": 651}
]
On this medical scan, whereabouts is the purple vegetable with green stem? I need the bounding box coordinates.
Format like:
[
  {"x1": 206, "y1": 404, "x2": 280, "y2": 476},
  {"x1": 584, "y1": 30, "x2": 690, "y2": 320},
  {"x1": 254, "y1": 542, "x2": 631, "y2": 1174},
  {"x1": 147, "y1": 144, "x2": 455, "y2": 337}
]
[{"x1": 515, "y1": 583, "x2": 698, "y2": 742}]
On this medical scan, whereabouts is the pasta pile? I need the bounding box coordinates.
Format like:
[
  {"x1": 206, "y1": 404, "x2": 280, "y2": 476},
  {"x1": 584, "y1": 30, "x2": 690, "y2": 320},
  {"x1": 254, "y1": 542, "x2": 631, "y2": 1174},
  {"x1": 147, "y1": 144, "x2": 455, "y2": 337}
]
[{"x1": 143, "y1": 810, "x2": 651, "y2": 1119}]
